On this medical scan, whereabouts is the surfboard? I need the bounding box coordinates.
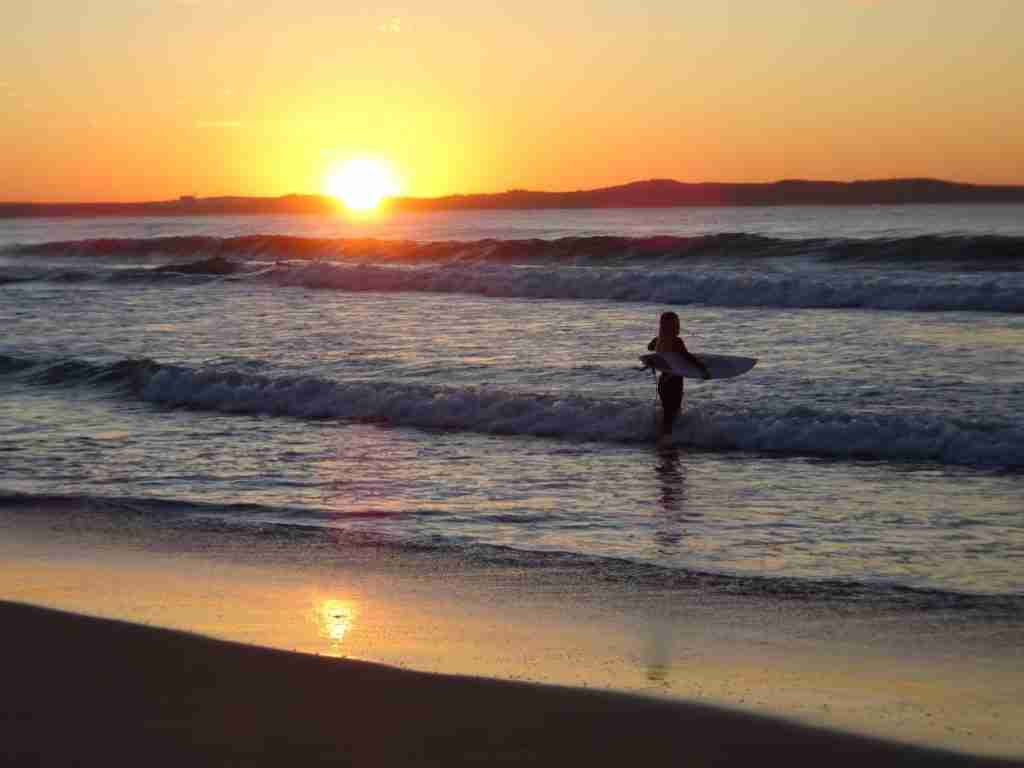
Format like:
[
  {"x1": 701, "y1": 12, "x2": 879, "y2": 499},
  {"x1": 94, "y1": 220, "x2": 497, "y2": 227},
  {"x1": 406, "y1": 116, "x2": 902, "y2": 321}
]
[{"x1": 640, "y1": 352, "x2": 757, "y2": 380}]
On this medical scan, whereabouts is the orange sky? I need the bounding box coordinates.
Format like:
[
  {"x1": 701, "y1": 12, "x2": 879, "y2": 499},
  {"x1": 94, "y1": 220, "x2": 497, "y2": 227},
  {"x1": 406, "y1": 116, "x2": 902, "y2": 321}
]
[{"x1": 3, "y1": 0, "x2": 1023, "y2": 202}]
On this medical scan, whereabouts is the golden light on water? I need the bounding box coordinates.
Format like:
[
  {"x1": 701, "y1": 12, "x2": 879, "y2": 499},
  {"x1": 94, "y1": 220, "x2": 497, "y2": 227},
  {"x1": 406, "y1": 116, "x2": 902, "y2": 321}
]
[
  {"x1": 316, "y1": 598, "x2": 358, "y2": 650},
  {"x1": 324, "y1": 157, "x2": 401, "y2": 213}
]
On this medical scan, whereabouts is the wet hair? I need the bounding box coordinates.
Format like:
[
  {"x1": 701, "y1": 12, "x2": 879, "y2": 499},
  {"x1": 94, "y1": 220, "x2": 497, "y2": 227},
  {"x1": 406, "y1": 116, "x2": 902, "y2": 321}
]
[
  {"x1": 656, "y1": 311, "x2": 680, "y2": 353},
  {"x1": 658, "y1": 311, "x2": 680, "y2": 338}
]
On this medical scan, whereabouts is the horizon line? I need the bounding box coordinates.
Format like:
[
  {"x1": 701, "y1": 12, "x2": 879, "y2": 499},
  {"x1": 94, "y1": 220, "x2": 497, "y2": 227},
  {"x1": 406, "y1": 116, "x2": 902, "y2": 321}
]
[{"x1": 5, "y1": 176, "x2": 1024, "y2": 207}]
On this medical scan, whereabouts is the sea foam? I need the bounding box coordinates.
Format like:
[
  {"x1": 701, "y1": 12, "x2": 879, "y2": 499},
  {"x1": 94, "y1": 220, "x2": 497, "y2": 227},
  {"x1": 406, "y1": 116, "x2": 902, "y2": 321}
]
[
  {"x1": 4, "y1": 353, "x2": 1022, "y2": 467},
  {"x1": 3, "y1": 256, "x2": 1022, "y2": 313}
]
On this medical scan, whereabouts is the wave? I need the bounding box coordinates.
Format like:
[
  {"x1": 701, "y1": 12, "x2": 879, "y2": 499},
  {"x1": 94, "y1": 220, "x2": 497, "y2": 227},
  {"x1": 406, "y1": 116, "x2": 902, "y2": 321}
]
[
  {"x1": 4, "y1": 255, "x2": 1023, "y2": 313},
  {"x1": 262, "y1": 261, "x2": 1024, "y2": 312},
  {"x1": 0, "y1": 254, "x2": 264, "y2": 284},
  {"x1": 2, "y1": 490, "x2": 1020, "y2": 610},
  {"x1": 3, "y1": 353, "x2": 1022, "y2": 468},
  {"x1": 5, "y1": 233, "x2": 1023, "y2": 312},
  {"x1": 7, "y1": 232, "x2": 1024, "y2": 269}
]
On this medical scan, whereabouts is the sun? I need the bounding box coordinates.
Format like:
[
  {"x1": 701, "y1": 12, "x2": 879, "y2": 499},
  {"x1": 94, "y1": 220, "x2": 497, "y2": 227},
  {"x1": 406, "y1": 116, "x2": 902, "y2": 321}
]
[{"x1": 324, "y1": 157, "x2": 401, "y2": 213}]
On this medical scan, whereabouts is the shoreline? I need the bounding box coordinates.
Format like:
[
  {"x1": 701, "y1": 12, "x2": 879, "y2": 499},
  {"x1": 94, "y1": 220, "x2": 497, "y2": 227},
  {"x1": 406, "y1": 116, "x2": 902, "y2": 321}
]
[
  {"x1": 3, "y1": 599, "x2": 1018, "y2": 767},
  {"x1": 2, "y1": 505, "x2": 1023, "y2": 759}
]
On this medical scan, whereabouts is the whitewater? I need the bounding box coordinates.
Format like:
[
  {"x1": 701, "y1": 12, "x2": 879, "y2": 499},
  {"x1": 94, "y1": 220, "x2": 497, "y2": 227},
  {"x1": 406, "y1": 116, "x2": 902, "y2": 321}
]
[{"x1": 2, "y1": 205, "x2": 1023, "y2": 604}]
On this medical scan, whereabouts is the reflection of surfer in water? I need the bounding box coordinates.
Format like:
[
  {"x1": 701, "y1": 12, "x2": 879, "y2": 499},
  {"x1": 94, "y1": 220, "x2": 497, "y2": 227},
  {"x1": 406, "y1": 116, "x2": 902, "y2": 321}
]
[
  {"x1": 654, "y1": 446, "x2": 687, "y2": 545},
  {"x1": 648, "y1": 312, "x2": 710, "y2": 438},
  {"x1": 647, "y1": 446, "x2": 692, "y2": 687}
]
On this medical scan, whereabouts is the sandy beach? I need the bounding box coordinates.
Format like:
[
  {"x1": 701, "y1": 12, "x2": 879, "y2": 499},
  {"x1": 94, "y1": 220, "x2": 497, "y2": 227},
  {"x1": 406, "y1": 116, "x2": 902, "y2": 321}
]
[
  {"x1": 5, "y1": 599, "x2": 1021, "y2": 767},
  {"x1": 2, "y1": 503, "x2": 1023, "y2": 766}
]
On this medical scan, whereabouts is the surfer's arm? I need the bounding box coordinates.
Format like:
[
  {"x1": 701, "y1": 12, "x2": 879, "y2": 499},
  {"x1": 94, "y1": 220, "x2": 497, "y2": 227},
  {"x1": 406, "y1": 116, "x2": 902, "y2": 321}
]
[
  {"x1": 647, "y1": 338, "x2": 657, "y2": 351},
  {"x1": 678, "y1": 341, "x2": 712, "y2": 379}
]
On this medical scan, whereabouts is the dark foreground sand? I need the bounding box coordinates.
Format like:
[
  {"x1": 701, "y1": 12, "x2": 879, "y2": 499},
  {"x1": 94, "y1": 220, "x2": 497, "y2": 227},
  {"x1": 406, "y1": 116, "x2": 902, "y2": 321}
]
[{"x1": 1, "y1": 601, "x2": 1016, "y2": 767}]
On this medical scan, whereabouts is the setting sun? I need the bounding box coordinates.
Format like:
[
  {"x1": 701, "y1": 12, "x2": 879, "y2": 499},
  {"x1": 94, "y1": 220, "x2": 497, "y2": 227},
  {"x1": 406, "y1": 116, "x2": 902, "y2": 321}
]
[{"x1": 325, "y1": 158, "x2": 401, "y2": 212}]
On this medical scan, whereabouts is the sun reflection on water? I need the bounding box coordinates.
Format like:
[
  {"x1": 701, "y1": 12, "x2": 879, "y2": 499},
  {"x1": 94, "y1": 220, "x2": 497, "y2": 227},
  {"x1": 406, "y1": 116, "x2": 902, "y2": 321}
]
[{"x1": 315, "y1": 598, "x2": 358, "y2": 654}]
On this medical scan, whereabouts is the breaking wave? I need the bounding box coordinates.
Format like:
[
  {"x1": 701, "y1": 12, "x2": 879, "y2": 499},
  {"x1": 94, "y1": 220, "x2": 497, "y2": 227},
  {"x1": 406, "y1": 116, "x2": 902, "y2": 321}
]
[
  {"x1": 261, "y1": 261, "x2": 1024, "y2": 312},
  {"x1": 8, "y1": 232, "x2": 1024, "y2": 268},
  {"x1": 3, "y1": 353, "x2": 1021, "y2": 468},
  {"x1": 4, "y1": 257, "x2": 1024, "y2": 314}
]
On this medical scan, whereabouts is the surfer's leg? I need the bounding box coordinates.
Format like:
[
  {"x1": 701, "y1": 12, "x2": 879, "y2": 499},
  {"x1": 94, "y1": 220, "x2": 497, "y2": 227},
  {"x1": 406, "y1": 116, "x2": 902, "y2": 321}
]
[{"x1": 659, "y1": 377, "x2": 683, "y2": 434}]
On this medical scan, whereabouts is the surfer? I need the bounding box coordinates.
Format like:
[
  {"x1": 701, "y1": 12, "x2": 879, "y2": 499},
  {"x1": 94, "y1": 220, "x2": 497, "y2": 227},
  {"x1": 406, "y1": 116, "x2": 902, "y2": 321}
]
[{"x1": 648, "y1": 311, "x2": 710, "y2": 436}]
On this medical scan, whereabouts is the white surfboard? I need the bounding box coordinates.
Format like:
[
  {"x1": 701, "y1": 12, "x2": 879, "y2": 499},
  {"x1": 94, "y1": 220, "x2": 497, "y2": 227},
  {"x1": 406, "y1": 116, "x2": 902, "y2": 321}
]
[{"x1": 640, "y1": 352, "x2": 757, "y2": 380}]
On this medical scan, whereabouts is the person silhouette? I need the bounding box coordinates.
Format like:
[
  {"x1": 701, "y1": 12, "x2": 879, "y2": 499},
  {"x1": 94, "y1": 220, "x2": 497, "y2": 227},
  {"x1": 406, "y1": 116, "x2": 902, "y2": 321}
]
[{"x1": 647, "y1": 311, "x2": 709, "y2": 439}]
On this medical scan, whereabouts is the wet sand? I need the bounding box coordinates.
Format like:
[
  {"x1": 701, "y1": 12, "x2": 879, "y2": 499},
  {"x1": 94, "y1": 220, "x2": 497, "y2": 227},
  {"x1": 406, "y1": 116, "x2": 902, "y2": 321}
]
[
  {"x1": 2, "y1": 505, "x2": 1023, "y2": 763},
  {"x1": 3, "y1": 600, "x2": 1018, "y2": 767}
]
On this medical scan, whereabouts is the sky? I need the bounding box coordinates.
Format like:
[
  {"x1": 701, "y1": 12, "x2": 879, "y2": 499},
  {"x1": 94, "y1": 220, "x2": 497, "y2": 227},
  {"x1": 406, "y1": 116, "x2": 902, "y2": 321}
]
[{"x1": 3, "y1": 0, "x2": 1023, "y2": 201}]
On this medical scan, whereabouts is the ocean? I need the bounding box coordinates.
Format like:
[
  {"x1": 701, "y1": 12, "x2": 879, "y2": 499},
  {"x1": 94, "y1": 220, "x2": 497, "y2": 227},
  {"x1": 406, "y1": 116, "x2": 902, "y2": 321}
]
[
  {"x1": 5, "y1": 203, "x2": 1024, "y2": 756},
  {"x1": 2, "y1": 205, "x2": 1023, "y2": 605}
]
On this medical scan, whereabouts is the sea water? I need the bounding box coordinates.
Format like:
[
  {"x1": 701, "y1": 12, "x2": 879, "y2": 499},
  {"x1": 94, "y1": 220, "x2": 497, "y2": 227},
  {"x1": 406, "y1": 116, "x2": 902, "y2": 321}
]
[{"x1": 1, "y1": 206, "x2": 1023, "y2": 607}]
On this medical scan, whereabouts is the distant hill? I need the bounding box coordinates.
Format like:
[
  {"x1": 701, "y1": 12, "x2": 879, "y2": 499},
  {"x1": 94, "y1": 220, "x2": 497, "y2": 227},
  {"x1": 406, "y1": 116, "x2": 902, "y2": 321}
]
[
  {"x1": 399, "y1": 178, "x2": 1024, "y2": 210},
  {"x1": 3, "y1": 179, "x2": 1023, "y2": 218}
]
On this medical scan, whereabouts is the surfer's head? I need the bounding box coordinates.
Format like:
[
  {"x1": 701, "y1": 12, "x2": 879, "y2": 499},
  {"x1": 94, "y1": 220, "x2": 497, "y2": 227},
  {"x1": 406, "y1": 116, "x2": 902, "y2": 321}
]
[{"x1": 659, "y1": 311, "x2": 680, "y2": 338}]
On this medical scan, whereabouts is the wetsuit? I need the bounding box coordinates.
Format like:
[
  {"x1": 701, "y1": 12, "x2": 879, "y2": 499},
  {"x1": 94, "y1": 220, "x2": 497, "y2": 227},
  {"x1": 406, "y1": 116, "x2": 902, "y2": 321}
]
[{"x1": 647, "y1": 337, "x2": 697, "y2": 434}]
